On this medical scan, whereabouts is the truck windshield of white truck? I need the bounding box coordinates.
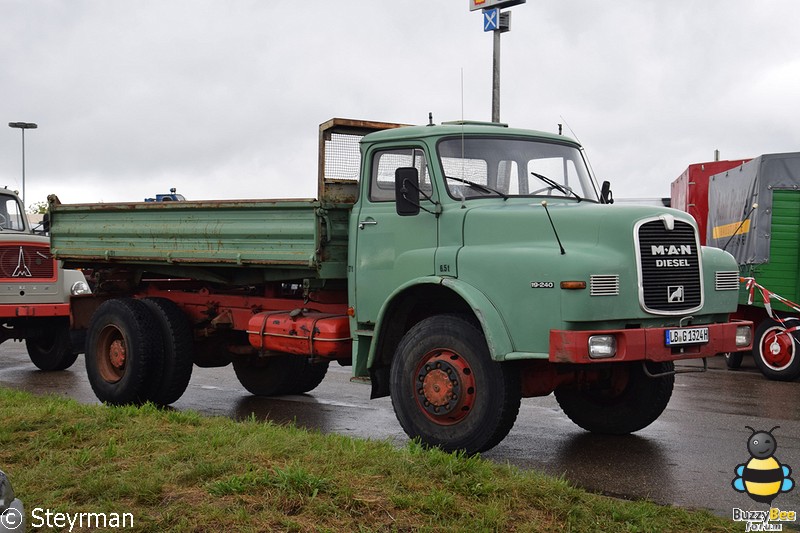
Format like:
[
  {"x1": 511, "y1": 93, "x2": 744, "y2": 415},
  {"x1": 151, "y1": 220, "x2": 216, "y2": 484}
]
[
  {"x1": 0, "y1": 192, "x2": 27, "y2": 231},
  {"x1": 437, "y1": 137, "x2": 599, "y2": 202}
]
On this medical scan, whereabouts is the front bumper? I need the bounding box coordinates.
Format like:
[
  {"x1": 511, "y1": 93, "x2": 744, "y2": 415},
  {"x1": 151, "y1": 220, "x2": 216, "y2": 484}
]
[
  {"x1": 0, "y1": 303, "x2": 70, "y2": 318},
  {"x1": 549, "y1": 320, "x2": 753, "y2": 364}
]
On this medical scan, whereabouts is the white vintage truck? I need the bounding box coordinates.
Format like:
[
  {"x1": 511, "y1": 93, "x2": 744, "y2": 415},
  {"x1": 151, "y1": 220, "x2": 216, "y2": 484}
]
[{"x1": 0, "y1": 187, "x2": 90, "y2": 370}]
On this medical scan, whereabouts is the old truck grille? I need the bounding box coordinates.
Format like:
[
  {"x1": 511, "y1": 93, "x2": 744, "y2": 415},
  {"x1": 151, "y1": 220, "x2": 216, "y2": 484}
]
[
  {"x1": 636, "y1": 218, "x2": 702, "y2": 314},
  {"x1": 0, "y1": 244, "x2": 56, "y2": 280}
]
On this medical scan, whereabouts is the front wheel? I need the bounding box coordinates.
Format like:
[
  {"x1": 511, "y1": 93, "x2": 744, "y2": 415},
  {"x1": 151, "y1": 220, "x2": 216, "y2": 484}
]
[
  {"x1": 555, "y1": 361, "x2": 674, "y2": 434},
  {"x1": 389, "y1": 315, "x2": 521, "y2": 454},
  {"x1": 26, "y1": 319, "x2": 78, "y2": 371},
  {"x1": 753, "y1": 318, "x2": 800, "y2": 381},
  {"x1": 725, "y1": 352, "x2": 744, "y2": 369}
]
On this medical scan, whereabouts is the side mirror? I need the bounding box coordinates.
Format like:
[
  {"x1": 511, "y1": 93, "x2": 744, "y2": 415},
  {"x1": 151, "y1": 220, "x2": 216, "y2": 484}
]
[
  {"x1": 600, "y1": 180, "x2": 614, "y2": 204},
  {"x1": 42, "y1": 212, "x2": 50, "y2": 233},
  {"x1": 395, "y1": 167, "x2": 420, "y2": 216}
]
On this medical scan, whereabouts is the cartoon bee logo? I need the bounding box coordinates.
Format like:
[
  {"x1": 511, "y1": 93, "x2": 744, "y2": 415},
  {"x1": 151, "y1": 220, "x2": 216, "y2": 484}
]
[{"x1": 732, "y1": 426, "x2": 794, "y2": 504}]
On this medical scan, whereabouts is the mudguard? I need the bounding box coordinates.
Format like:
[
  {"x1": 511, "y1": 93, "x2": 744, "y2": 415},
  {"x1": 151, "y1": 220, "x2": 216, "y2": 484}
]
[{"x1": 367, "y1": 276, "x2": 515, "y2": 369}]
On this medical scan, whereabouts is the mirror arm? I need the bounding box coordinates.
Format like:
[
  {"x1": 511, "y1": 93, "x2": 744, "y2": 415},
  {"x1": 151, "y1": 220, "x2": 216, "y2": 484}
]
[{"x1": 402, "y1": 179, "x2": 441, "y2": 217}]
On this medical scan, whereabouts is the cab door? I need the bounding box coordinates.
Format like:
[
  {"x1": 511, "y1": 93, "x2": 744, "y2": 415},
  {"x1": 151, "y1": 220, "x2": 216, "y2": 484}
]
[{"x1": 352, "y1": 146, "x2": 438, "y2": 324}]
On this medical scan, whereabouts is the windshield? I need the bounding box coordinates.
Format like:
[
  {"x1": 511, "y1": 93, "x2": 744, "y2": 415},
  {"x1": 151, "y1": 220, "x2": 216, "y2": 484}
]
[
  {"x1": 0, "y1": 193, "x2": 27, "y2": 232},
  {"x1": 437, "y1": 137, "x2": 599, "y2": 202}
]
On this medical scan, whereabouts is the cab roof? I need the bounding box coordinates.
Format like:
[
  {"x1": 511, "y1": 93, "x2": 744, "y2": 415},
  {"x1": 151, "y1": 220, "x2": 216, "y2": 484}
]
[{"x1": 361, "y1": 121, "x2": 579, "y2": 147}]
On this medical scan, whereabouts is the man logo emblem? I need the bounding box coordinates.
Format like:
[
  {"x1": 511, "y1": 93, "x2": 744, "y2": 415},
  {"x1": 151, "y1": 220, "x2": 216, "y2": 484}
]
[
  {"x1": 668, "y1": 285, "x2": 684, "y2": 303},
  {"x1": 12, "y1": 247, "x2": 32, "y2": 277}
]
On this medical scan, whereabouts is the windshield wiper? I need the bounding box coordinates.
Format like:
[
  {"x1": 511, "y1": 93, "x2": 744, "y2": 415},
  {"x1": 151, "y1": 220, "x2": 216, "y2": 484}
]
[
  {"x1": 445, "y1": 175, "x2": 508, "y2": 200},
  {"x1": 530, "y1": 172, "x2": 582, "y2": 202}
]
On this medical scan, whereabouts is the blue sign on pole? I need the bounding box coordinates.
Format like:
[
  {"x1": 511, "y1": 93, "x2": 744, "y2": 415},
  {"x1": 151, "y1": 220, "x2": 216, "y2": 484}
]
[{"x1": 483, "y1": 8, "x2": 499, "y2": 32}]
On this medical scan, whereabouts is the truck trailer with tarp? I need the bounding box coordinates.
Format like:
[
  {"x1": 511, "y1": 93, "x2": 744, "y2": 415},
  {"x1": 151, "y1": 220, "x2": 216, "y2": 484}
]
[
  {"x1": 671, "y1": 159, "x2": 750, "y2": 246},
  {"x1": 706, "y1": 152, "x2": 800, "y2": 380}
]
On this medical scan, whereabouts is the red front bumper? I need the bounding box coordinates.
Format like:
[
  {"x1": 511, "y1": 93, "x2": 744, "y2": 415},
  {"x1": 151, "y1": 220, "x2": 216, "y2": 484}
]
[
  {"x1": 0, "y1": 303, "x2": 71, "y2": 318},
  {"x1": 549, "y1": 320, "x2": 753, "y2": 364}
]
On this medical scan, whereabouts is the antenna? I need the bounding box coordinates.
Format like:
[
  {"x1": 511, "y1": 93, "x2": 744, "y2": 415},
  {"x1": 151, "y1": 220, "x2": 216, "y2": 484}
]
[
  {"x1": 541, "y1": 200, "x2": 566, "y2": 255},
  {"x1": 559, "y1": 115, "x2": 581, "y2": 144},
  {"x1": 460, "y1": 68, "x2": 465, "y2": 122},
  {"x1": 560, "y1": 115, "x2": 601, "y2": 192}
]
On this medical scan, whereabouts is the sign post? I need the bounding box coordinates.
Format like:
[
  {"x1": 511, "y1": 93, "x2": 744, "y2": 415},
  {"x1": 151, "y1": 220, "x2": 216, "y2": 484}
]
[{"x1": 470, "y1": 0, "x2": 526, "y2": 123}]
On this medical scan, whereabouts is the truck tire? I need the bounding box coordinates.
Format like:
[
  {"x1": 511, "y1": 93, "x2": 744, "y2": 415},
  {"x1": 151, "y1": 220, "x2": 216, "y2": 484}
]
[
  {"x1": 389, "y1": 315, "x2": 521, "y2": 454},
  {"x1": 752, "y1": 318, "x2": 800, "y2": 381},
  {"x1": 279, "y1": 359, "x2": 329, "y2": 394},
  {"x1": 141, "y1": 298, "x2": 195, "y2": 405},
  {"x1": 85, "y1": 298, "x2": 162, "y2": 405},
  {"x1": 233, "y1": 355, "x2": 329, "y2": 396},
  {"x1": 26, "y1": 319, "x2": 78, "y2": 371},
  {"x1": 724, "y1": 352, "x2": 744, "y2": 369},
  {"x1": 554, "y1": 361, "x2": 674, "y2": 434}
]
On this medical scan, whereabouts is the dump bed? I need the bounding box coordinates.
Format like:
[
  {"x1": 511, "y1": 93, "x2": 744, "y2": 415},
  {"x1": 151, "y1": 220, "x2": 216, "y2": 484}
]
[
  {"x1": 48, "y1": 197, "x2": 351, "y2": 281},
  {"x1": 47, "y1": 118, "x2": 408, "y2": 284}
]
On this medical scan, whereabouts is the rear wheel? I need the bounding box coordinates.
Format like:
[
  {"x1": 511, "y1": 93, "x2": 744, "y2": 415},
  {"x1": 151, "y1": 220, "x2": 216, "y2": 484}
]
[
  {"x1": 555, "y1": 361, "x2": 674, "y2": 434},
  {"x1": 85, "y1": 298, "x2": 162, "y2": 404},
  {"x1": 26, "y1": 319, "x2": 78, "y2": 371},
  {"x1": 233, "y1": 355, "x2": 329, "y2": 396},
  {"x1": 389, "y1": 315, "x2": 521, "y2": 454},
  {"x1": 141, "y1": 298, "x2": 195, "y2": 405},
  {"x1": 753, "y1": 318, "x2": 800, "y2": 381}
]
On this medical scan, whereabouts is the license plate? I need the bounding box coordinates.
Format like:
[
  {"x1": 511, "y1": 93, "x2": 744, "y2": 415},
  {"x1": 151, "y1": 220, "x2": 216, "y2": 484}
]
[{"x1": 665, "y1": 327, "x2": 709, "y2": 346}]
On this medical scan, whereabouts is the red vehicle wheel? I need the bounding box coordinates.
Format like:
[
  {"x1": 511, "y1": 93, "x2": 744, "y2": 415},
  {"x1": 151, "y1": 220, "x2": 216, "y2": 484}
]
[
  {"x1": 753, "y1": 318, "x2": 800, "y2": 381},
  {"x1": 390, "y1": 315, "x2": 521, "y2": 454}
]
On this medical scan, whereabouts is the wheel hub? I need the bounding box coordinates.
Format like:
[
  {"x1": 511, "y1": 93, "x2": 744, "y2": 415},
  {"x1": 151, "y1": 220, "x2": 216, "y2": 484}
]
[
  {"x1": 414, "y1": 350, "x2": 476, "y2": 424},
  {"x1": 96, "y1": 325, "x2": 126, "y2": 383},
  {"x1": 109, "y1": 339, "x2": 127, "y2": 369},
  {"x1": 420, "y1": 365, "x2": 459, "y2": 412},
  {"x1": 762, "y1": 329, "x2": 794, "y2": 369}
]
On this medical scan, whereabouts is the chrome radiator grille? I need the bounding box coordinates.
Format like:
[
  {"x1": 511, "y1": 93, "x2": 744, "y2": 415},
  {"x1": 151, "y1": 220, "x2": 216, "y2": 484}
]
[{"x1": 636, "y1": 218, "x2": 702, "y2": 313}]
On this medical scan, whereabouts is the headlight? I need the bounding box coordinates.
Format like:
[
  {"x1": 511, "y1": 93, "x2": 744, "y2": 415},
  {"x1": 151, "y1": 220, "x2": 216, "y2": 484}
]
[
  {"x1": 71, "y1": 280, "x2": 92, "y2": 296},
  {"x1": 736, "y1": 325, "x2": 752, "y2": 347},
  {"x1": 588, "y1": 335, "x2": 617, "y2": 359}
]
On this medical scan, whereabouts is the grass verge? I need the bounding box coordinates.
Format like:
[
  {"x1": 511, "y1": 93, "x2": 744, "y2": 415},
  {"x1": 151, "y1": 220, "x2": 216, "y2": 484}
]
[{"x1": 0, "y1": 386, "x2": 738, "y2": 532}]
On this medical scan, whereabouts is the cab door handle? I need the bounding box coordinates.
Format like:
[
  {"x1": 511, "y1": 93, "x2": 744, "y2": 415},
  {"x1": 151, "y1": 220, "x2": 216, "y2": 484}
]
[{"x1": 358, "y1": 219, "x2": 378, "y2": 230}]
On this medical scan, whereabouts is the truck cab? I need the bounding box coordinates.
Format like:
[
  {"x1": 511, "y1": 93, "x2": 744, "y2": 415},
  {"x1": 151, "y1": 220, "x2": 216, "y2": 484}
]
[
  {"x1": 0, "y1": 187, "x2": 90, "y2": 370},
  {"x1": 342, "y1": 120, "x2": 751, "y2": 450}
]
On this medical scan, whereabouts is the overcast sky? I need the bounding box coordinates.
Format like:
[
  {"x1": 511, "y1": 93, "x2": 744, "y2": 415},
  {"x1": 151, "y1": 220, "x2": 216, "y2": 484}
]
[{"x1": 2, "y1": 1, "x2": 800, "y2": 208}]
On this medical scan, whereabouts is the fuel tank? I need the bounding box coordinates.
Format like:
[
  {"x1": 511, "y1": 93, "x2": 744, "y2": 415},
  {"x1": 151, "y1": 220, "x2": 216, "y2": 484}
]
[{"x1": 247, "y1": 309, "x2": 351, "y2": 359}]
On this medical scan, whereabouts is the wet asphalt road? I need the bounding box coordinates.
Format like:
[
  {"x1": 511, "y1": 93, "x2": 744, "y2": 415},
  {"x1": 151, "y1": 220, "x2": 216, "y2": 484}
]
[{"x1": 1, "y1": 343, "x2": 799, "y2": 520}]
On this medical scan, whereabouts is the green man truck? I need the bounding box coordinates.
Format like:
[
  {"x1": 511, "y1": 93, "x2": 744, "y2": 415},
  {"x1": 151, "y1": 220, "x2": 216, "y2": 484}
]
[
  {"x1": 47, "y1": 118, "x2": 752, "y2": 453},
  {"x1": 0, "y1": 186, "x2": 90, "y2": 370}
]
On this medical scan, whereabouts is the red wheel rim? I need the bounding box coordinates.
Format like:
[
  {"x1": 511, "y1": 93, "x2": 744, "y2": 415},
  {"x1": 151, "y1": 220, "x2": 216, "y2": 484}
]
[
  {"x1": 97, "y1": 325, "x2": 127, "y2": 383},
  {"x1": 414, "y1": 349, "x2": 476, "y2": 425},
  {"x1": 760, "y1": 326, "x2": 795, "y2": 371}
]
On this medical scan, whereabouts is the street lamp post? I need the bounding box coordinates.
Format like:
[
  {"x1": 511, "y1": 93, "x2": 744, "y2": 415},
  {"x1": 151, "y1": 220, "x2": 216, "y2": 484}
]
[
  {"x1": 470, "y1": 0, "x2": 525, "y2": 123},
  {"x1": 8, "y1": 122, "x2": 38, "y2": 207}
]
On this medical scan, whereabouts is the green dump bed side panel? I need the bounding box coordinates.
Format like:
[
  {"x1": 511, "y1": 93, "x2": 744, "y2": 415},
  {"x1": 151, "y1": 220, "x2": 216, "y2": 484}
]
[
  {"x1": 742, "y1": 190, "x2": 800, "y2": 310},
  {"x1": 48, "y1": 199, "x2": 350, "y2": 280}
]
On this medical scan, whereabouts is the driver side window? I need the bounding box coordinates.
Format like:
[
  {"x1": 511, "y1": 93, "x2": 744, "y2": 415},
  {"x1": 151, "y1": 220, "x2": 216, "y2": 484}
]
[{"x1": 369, "y1": 148, "x2": 431, "y2": 202}]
